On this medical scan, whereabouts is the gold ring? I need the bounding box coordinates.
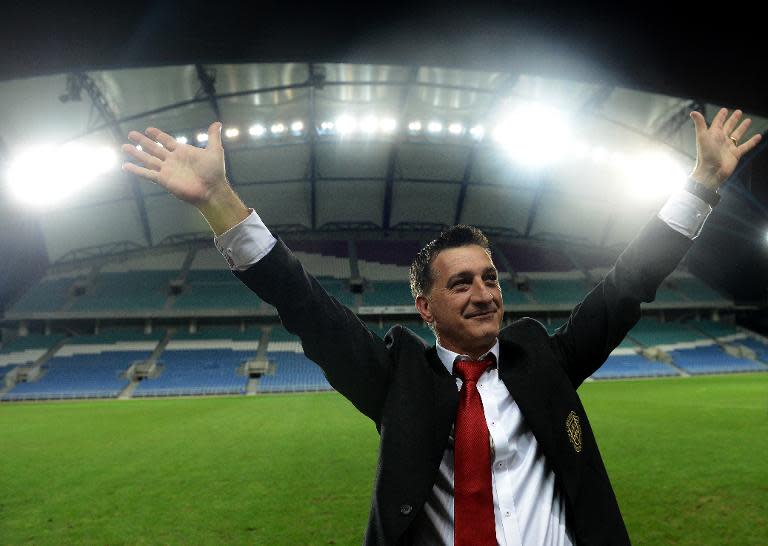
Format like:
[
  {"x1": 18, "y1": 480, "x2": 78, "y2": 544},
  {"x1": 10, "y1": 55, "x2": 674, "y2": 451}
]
[{"x1": 729, "y1": 136, "x2": 738, "y2": 145}]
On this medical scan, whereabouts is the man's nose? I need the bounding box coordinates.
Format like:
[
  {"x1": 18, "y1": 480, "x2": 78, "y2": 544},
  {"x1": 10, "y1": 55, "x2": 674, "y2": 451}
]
[{"x1": 471, "y1": 279, "x2": 494, "y2": 302}]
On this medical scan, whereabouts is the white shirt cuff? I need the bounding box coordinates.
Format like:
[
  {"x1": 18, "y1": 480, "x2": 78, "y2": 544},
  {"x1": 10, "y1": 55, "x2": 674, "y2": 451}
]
[
  {"x1": 213, "y1": 209, "x2": 277, "y2": 271},
  {"x1": 657, "y1": 190, "x2": 712, "y2": 240}
]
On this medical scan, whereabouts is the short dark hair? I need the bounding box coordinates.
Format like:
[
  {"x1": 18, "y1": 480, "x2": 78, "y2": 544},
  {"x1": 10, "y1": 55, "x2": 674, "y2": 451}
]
[{"x1": 409, "y1": 225, "x2": 491, "y2": 299}]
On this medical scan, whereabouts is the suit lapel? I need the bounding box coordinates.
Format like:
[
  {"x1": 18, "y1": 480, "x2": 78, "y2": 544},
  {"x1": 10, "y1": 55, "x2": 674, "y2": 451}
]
[
  {"x1": 497, "y1": 337, "x2": 556, "y2": 457},
  {"x1": 426, "y1": 346, "x2": 459, "y2": 455}
]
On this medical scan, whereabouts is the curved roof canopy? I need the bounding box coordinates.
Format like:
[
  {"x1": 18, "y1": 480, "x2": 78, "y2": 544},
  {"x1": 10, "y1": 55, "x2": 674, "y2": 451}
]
[{"x1": 1, "y1": 61, "x2": 766, "y2": 264}]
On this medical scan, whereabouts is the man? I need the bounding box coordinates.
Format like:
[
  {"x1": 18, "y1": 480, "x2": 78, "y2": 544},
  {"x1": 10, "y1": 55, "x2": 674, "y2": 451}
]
[{"x1": 122, "y1": 108, "x2": 760, "y2": 545}]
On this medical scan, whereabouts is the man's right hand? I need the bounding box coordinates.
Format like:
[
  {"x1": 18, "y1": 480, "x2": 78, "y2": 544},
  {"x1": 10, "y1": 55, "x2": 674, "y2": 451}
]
[{"x1": 122, "y1": 122, "x2": 250, "y2": 235}]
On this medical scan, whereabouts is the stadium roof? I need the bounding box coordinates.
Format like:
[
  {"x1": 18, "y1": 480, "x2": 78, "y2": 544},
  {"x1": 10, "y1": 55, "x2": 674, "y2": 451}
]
[{"x1": 0, "y1": 4, "x2": 766, "y2": 280}]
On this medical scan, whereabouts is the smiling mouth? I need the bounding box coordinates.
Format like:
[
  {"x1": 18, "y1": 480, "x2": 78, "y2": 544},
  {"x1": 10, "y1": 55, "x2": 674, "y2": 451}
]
[{"x1": 466, "y1": 310, "x2": 497, "y2": 319}]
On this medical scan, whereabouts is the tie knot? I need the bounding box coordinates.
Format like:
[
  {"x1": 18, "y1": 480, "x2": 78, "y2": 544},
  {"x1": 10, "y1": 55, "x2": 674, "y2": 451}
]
[{"x1": 453, "y1": 356, "x2": 494, "y2": 383}]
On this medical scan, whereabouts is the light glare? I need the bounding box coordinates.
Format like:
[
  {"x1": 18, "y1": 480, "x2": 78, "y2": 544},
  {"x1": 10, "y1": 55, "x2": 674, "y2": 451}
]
[
  {"x1": 470, "y1": 125, "x2": 485, "y2": 140},
  {"x1": 196, "y1": 133, "x2": 208, "y2": 143},
  {"x1": 336, "y1": 115, "x2": 356, "y2": 134},
  {"x1": 224, "y1": 127, "x2": 240, "y2": 139},
  {"x1": 493, "y1": 103, "x2": 572, "y2": 168},
  {"x1": 175, "y1": 136, "x2": 188, "y2": 145},
  {"x1": 291, "y1": 121, "x2": 304, "y2": 132},
  {"x1": 380, "y1": 118, "x2": 397, "y2": 133},
  {"x1": 427, "y1": 121, "x2": 443, "y2": 134},
  {"x1": 360, "y1": 116, "x2": 378, "y2": 134},
  {"x1": 408, "y1": 121, "x2": 422, "y2": 132},
  {"x1": 249, "y1": 124, "x2": 266, "y2": 137},
  {"x1": 626, "y1": 151, "x2": 687, "y2": 200},
  {"x1": 271, "y1": 123, "x2": 286, "y2": 134},
  {"x1": 7, "y1": 144, "x2": 116, "y2": 207},
  {"x1": 448, "y1": 123, "x2": 463, "y2": 135}
]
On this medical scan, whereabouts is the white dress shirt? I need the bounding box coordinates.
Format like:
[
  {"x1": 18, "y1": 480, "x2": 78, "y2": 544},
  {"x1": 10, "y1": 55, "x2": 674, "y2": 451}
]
[{"x1": 213, "y1": 190, "x2": 711, "y2": 545}]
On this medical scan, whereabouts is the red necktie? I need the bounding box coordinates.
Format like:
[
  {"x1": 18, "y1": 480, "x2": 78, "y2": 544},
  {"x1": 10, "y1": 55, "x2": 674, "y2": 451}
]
[{"x1": 453, "y1": 357, "x2": 496, "y2": 546}]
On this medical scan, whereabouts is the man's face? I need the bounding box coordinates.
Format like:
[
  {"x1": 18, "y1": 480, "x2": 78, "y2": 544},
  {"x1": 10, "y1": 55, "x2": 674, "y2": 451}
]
[{"x1": 416, "y1": 244, "x2": 503, "y2": 357}]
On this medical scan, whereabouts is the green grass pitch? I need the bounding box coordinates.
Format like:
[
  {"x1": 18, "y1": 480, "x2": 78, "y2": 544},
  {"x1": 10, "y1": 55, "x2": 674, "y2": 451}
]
[{"x1": 1, "y1": 373, "x2": 766, "y2": 545}]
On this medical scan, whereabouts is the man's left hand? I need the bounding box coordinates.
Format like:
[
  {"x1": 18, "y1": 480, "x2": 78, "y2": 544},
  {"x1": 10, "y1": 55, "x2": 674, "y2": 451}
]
[{"x1": 690, "y1": 108, "x2": 762, "y2": 190}]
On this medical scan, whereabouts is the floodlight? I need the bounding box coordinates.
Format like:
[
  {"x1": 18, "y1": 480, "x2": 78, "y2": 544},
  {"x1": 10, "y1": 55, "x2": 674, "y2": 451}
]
[
  {"x1": 408, "y1": 121, "x2": 422, "y2": 132},
  {"x1": 249, "y1": 124, "x2": 266, "y2": 137},
  {"x1": 469, "y1": 125, "x2": 485, "y2": 140},
  {"x1": 270, "y1": 123, "x2": 286, "y2": 135},
  {"x1": 336, "y1": 115, "x2": 357, "y2": 135},
  {"x1": 196, "y1": 133, "x2": 208, "y2": 143},
  {"x1": 360, "y1": 116, "x2": 378, "y2": 134},
  {"x1": 175, "y1": 136, "x2": 188, "y2": 145},
  {"x1": 493, "y1": 103, "x2": 572, "y2": 168},
  {"x1": 291, "y1": 121, "x2": 304, "y2": 133},
  {"x1": 320, "y1": 121, "x2": 335, "y2": 131},
  {"x1": 7, "y1": 144, "x2": 117, "y2": 207},
  {"x1": 224, "y1": 127, "x2": 240, "y2": 139},
  {"x1": 427, "y1": 121, "x2": 443, "y2": 134},
  {"x1": 380, "y1": 118, "x2": 397, "y2": 133},
  {"x1": 625, "y1": 151, "x2": 687, "y2": 200},
  {"x1": 448, "y1": 123, "x2": 463, "y2": 135},
  {"x1": 591, "y1": 146, "x2": 609, "y2": 164}
]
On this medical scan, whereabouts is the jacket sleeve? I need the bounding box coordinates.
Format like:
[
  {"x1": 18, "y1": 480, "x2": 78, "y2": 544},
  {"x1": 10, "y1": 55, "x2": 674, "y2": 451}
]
[
  {"x1": 233, "y1": 238, "x2": 393, "y2": 424},
  {"x1": 548, "y1": 216, "x2": 693, "y2": 387}
]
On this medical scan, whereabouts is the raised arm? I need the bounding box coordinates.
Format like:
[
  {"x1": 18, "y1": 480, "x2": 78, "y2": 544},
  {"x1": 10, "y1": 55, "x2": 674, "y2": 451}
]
[
  {"x1": 121, "y1": 122, "x2": 249, "y2": 235},
  {"x1": 551, "y1": 108, "x2": 761, "y2": 386}
]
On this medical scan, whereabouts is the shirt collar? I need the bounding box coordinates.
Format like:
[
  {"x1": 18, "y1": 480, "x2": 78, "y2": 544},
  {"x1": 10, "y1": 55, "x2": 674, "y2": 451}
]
[{"x1": 435, "y1": 338, "x2": 500, "y2": 375}]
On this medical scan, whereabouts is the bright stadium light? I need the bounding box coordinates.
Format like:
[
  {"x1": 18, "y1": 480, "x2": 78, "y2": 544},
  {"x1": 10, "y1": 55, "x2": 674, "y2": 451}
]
[
  {"x1": 469, "y1": 125, "x2": 485, "y2": 140},
  {"x1": 249, "y1": 124, "x2": 266, "y2": 137},
  {"x1": 591, "y1": 146, "x2": 610, "y2": 164},
  {"x1": 448, "y1": 123, "x2": 464, "y2": 135},
  {"x1": 175, "y1": 136, "x2": 188, "y2": 145},
  {"x1": 270, "y1": 123, "x2": 286, "y2": 135},
  {"x1": 408, "y1": 121, "x2": 422, "y2": 132},
  {"x1": 360, "y1": 116, "x2": 378, "y2": 134},
  {"x1": 493, "y1": 102, "x2": 572, "y2": 168},
  {"x1": 291, "y1": 120, "x2": 304, "y2": 133},
  {"x1": 224, "y1": 127, "x2": 240, "y2": 139},
  {"x1": 625, "y1": 151, "x2": 688, "y2": 200},
  {"x1": 380, "y1": 118, "x2": 397, "y2": 133},
  {"x1": 7, "y1": 143, "x2": 117, "y2": 208},
  {"x1": 427, "y1": 121, "x2": 443, "y2": 134},
  {"x1": 196, "y1": 132, "x2": 208, "y2": 143},
  {"x1": 336, "y1": 115, "x2": 357, "y2": 135},
  {"x1": 320, "y1": 121, "x2": 335, "y2": 132}
]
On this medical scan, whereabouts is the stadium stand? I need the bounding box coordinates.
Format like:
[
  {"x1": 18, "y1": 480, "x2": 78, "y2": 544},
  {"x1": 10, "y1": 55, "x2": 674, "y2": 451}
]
[
  {"x1": 668, "y1": 345, "x2": 766, "y2": 375},
  {"x1": 132, "y1": 329, "x2": 257, "y2": 397},
  {"x1": 0, "y1": 334, "x2": 66, "y2": 367},
  {"x1": 260, "y1": 327, "x2": 332, "y2": 393},
  {"x1": 499, "y1": 242, "x2": 575, "y2": 272},
  {"x1": 526, "y1": 277, "x2": 590, "y2": 306},
  {"x1": 591, "y1": 353, "x2": 679, "y2": 379},
  {"x1": 172, "y1": 269, "x2": 262, "y2": 310},
  {"x1": 69, "y1": 271, "x2": 176, "y2": 312},
  {"x1": 2, "y1": 350, "x2": 145, "y2": 401},
  {"x1": 9, "y1": 276, "x2": 82, "y2": 313}
]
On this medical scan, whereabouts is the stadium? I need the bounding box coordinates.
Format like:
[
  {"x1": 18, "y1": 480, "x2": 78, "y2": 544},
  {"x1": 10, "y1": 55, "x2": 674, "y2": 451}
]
[{"x1": 1, "y1": 5, "x2": 767, "y2": 545}]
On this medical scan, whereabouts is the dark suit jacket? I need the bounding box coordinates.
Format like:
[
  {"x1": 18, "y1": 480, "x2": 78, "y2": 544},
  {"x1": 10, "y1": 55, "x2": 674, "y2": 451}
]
[{"x1": 235, "y1": 217, "x2": 693, "y2": 546}]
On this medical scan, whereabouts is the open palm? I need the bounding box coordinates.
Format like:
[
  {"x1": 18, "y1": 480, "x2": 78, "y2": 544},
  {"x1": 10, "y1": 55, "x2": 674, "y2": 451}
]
[
  {"x1": 122, "y1": 122, "x2": 227, "y2": 206},
  {"x1": 690, "y1": 108, "x2": 762, "y2": 189}
]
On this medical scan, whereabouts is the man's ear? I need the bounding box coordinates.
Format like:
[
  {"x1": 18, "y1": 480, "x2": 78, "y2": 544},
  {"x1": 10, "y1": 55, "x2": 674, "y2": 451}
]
[{"x1": 415, "y1": 294, "x2": 433, "y2": 324}]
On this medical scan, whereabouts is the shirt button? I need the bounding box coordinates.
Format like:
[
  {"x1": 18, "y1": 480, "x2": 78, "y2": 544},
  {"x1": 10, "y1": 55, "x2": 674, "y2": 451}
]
[
  {"x1": 400, "y1": 504, "x2": 412, "y2": 516},
  {"x1": 505, "y1": 511, "x2": 511, "y2": 518},
  {"x1": 497, "y1": 462, "x2": 503, "y2": 468}
]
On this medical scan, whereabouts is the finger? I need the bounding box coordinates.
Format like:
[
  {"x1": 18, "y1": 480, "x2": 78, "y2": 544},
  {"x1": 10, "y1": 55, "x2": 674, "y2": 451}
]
[
  {"x1": 723, "y1": 109, "x2": 743, "y2": 136},
  {"x1": 712, "y1": 107, "x2": 728, "y2": 129},
  {"x1": 122, "y1": 161, "x2": 161, "y2": 183},
  {"x1": 729, "y1": 117, "x2": 752, "y2": 143},
  {"x1": 736, "y1": 133, "x2": 763, "y2": 157},
  {"x1": 145, "y1": 127, "x2": 178, "y2": 152},
  {"x1": 128, "y1": 131, "x2": 168, "y2": 160},
  {"x1": 690, "y1": 111, "x2": 707, "y2": 135},
  {"x1": 206, "y1": 121, "x2": 223, "y2": 149},
  {"x1": 121, "y1": 143, "x2": 163, "y2": 170}
]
